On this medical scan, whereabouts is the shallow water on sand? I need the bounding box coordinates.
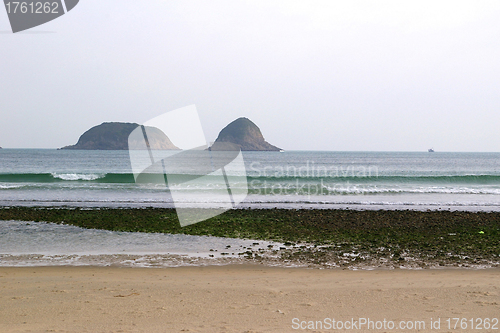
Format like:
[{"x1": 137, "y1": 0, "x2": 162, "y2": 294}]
[{"x1": 0, "y1": 220, "x2": 284, "y2": 267}]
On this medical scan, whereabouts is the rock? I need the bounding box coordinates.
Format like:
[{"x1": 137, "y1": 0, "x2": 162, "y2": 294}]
[
  {"x1": 60, "y1": 122, "x2": 179, "y2": 150},
  {"x1": 212, "y1": 118, "x2": 281, "y2": 151}
]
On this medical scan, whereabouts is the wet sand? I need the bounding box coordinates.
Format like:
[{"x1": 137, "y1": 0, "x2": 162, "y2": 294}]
[{"x1": 0, "y1": 265, "x2": 499, "y2": 332}]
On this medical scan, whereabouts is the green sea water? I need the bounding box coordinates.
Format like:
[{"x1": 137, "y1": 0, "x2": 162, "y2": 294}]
[{"x1": 1, "y1": 149, "x2": 500, "y2": 211}]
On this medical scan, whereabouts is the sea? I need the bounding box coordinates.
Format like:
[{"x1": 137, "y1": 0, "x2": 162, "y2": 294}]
[{"x1": 1, "y1": 149, "x2": 500, "y2": 267}]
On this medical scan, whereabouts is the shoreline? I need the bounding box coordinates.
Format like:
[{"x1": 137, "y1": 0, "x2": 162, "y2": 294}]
[
  {"x1": 1, "y1": 258, "x2": 500, "y2": 270},
  {"x1": 1, "y1": 265, "x2": 499, "y2": 332},
  {"x1": 1, "y1": 207, "x2": 499, "y2": 269},
  {"x1": 3, "y1": 202, "x2": 500, "y2": 212}
]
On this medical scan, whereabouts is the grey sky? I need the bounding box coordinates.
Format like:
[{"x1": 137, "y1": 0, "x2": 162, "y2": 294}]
[{"x1": 1, "y1": 0, "x2": 500, "y2": 151}]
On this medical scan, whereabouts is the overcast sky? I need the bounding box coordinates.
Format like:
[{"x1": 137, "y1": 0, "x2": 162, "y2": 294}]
[{"x1": 1, "y1": 0, "x2": 500, "y2": 151}]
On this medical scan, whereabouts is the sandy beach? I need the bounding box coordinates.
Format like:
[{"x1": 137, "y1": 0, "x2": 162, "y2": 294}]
[{"x1": 0, "y1": 266, "x2": 499, "y2": 332}]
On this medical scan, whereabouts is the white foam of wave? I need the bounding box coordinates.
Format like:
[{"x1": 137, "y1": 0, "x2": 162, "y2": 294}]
[
  {"x1": 51, "y1": 173, "x2": 104, "y2": 181},
  {"x1": 247, "y1": 181, "x2": 500, "y2": 195},
  {"x1": 0, "y1": 254, "x2": 249, "y2": 268},
  {"x1": 320, "y1": 185, "x2": 500, "y2": 195},
  {"x1": 0, "y1": 184, "x2": 24, "y2": 189}
]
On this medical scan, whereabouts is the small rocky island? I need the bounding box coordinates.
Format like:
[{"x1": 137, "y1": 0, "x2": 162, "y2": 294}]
[
  {"x1": 60, "y1": 122, "x2": 179, "y2": 150},
  {"x1": 61, "y1": 118, "x2": 280, "y2": 151},
  {"x1": 212, "y1": 117, "x2": 281, "y2": 151}
]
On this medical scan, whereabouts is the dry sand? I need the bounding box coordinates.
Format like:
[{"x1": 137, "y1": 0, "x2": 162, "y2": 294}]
[{"x1": 0, "y1": 265, "x2": 499, "y2": 332}]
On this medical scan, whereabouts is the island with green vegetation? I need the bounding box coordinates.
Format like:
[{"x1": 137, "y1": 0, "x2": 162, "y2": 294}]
[
  {"x1": 60, "y1": 122, "x2": 179, "y2": 150},
  {"x1": 1, "y1": 207, "x2": 498, "y2": 268}
]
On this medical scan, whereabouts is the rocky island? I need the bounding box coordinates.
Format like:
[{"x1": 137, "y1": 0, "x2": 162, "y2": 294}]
[
  {"x1": 60, "y1": 122, "x2": 179, "y2": 150},
  {"x1": 61, "y1": 118, "x2": 280, "y2": 151},
  {"x1": 212, "y1": 117, "x2": 281, "y2": 151}
]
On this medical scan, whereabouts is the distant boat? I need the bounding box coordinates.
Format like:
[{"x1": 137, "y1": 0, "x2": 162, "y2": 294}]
[
  {"x1": 279, "y1": 149, "x2": 285, "y2": 153},
  {"x1": 428, "y1": 148, "x2": 435, "y2": 152}
]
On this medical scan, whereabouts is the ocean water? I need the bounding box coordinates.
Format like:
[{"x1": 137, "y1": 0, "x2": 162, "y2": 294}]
[
  {"x1": 1, "y1": 149, "x2": 500, "y2": 211},
  {"x1": 2, "y1": 149, "x2": 500, "y2": 267}
]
